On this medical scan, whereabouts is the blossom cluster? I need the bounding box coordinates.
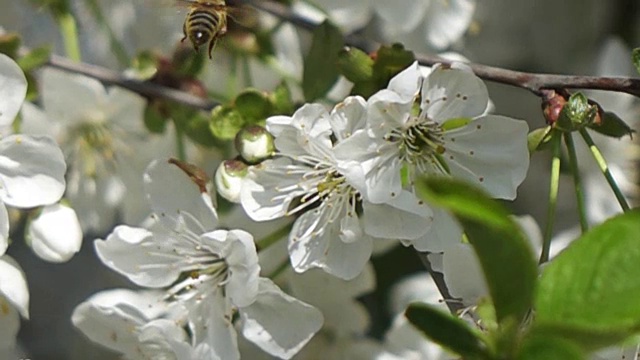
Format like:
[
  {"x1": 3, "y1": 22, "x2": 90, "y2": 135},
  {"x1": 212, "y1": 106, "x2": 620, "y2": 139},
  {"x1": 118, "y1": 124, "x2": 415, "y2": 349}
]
[{"x1": 239, "y1": 61, "x2": 530, "y2": 281}]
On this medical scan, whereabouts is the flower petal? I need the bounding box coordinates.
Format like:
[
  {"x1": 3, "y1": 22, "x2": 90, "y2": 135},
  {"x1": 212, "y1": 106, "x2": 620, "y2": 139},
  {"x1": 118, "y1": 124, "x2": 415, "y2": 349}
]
[
  {"x1": 0, "y1": 54, "x2": 27, "y2": 128},
  {"x1": 363, "y1": 191, "x2": 433, "y2": 240},
  {"x1": 0, "y1": 295, "x2": 20, "y2": 351},
  {"x1": 144, "y1": 159, "x2": 218, "y2": 232},
  {"x1": 409, "y1": 207, "x2": 463, "y2": 252},
  {"x1": 387, "y1": 62, "x2": 423, "y2": 100},
  {"x1": 28, "y1": 203, "x2": 82, "y2": 263},
  {"x1": 423, "y1": 0, "x2": 475, "y2": 49},
  {"x1": 289, "y1": 211, "x2": 372, "y2": 280},
  {"x1": 192, "y1": 291, "x2": 240, "y2": 360},
  {"x1": 0, "y1": 202, "x2": 8, "y2": 256},
  {"x1": 422, "y1": 65, "x2": 488, "y2": 123},
  {"x1": 95, "y1": 225, "x2": 182, "y2": 287},
  {"x1": 0, "y1": 135, "x2": 66, "y2": 208},
  {"x1": 241, "y1": 278, "x2": 323, "y2": 359},
  {"x1": 442, "y1": 115, "x2": 529, "y2": 200},
  {"x1": 372, "y1": 0, "x2": 427, "y2": 35},
  {"x1": 0, "y1": 256, "x2": 28, "y2": 319}
]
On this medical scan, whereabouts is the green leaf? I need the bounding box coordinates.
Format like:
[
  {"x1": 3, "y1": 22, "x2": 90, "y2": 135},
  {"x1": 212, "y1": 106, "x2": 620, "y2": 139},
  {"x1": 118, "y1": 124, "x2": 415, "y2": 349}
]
[
  {"x1": 143, "y1": 104, "x2": 168, "y2": 134},
  {"x1": 556, "y1": 93, "x2": 597, "y2": 132},
  {"x1": 416, "y1": 177, "x2": 537, "y2": 325},
  {"x1": 527, "y1": 126, "x2": 553, "y2": 153},
  {"x1": 302, "y1": 20, "x2": 343, "y2": 101},
  {"x1": 17, "y1": 46, "x2": 51, "y2": 72},
  {"x1": 405, "y1": 303, "x2": 491, "y2": 359},
  {"x1": 632, "y1": 48, "x2": 640, "y2": 75},
  {"x1": 209, "y1": 105, "x2": 245, "y2": 140},
  {"x1": 533, "y1": 210, "x2": 640, "y2": 350},
  {"x1": 337, "y1": 46, "x2": 374, "y2": 83},
  {"x1": 517, "y1": 335, "x2": 584, "y2": 360},
  {"x1": 588, "y1": 111, "x2": 635, "y2": 139},
  {"x1": 234, "y1": 89, "x2": 273, "y2": 123},
  {"x1": 0, "y1": 33, "x2": 21, "y2": 58}
]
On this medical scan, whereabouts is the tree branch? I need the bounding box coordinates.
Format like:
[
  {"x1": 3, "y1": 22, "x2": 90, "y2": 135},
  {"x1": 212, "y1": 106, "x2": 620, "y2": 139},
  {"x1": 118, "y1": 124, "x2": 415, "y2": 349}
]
[{"x1": 42, "y1": 0, "x2": 640, "y2": 112}]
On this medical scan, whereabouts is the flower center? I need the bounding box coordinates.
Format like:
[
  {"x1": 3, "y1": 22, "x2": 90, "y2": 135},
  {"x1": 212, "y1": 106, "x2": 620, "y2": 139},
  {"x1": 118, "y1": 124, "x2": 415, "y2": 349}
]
[
  {"x1": 70, "y1": 121, "x2": 117, "y2": 178},
  {"x1": 386, "y1": 117, "x2": 447, "y2": 174}
]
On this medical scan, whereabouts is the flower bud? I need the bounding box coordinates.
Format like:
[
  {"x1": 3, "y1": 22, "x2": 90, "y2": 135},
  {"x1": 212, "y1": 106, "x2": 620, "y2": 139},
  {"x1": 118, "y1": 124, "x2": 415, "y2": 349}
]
[
  {"x1": 215, "y1": 160, "x2": 248, "y2": 203},
  {"x1": 234, "y1": 125, "x2": 275, "y2": 164},
  {"x1": 28, "y1": 203, "x2": 82, "y2": 263}
]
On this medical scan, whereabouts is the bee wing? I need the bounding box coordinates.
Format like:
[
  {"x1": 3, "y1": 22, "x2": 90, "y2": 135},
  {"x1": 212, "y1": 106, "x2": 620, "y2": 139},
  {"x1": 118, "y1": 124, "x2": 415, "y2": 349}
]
[{"x1": 226, "y1": 4, "x2": 259, "y2": 28}]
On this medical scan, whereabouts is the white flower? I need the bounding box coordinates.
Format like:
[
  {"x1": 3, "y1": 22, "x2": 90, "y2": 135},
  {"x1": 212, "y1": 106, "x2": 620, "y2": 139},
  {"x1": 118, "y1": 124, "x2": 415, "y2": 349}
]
[
  {"x1": 93, "y1": 159, "x2": 323, "y2": 359},
  {"x1": 0, "y1": 256, "x2": 28, "y2": 351},
  {"x1": 27, "y1": 203, "x2": 82, "y2": 263},
  {"x1": 241, "y1": 99, "x2": 432, "y2": 280},
  {"x1": 21, "y1": 68, "x2": 173, "y2": 233},
  {"x1": 335, "y1": 62, "x2": 529, "y2": 250},
  {"x1": 0, "y1": 53, "x2": 27, "y2": 128}
]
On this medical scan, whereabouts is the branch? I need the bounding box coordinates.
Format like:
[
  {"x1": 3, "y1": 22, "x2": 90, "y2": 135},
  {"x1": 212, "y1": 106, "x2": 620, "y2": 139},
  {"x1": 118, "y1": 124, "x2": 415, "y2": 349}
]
[
  {"x1": 41, "y1": 0, "x2": 640, "y2": 113},
  {"x1": 46, "y1": 54, "x2": 218, "y2": 111}
]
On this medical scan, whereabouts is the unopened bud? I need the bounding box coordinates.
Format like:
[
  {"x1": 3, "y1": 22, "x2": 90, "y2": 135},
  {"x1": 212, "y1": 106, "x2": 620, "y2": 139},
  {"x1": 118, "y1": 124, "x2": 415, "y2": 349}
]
[
  {"x1": 541, "y1": 90, "x2": 567, "y2": 125},
  {"x1": 235, "y1": 125, "x2": 275, "y2": 164},
  {"x1": 337, "y1": 46, "x2": 374, "y2": 83},
  {"x1": 215, "y1": 159, "x2": 248, "y2": 203}
]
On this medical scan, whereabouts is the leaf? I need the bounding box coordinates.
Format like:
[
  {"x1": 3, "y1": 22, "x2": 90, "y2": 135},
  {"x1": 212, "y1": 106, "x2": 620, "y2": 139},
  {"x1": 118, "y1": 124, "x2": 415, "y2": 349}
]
[
  {"x1": 534, "y1": 210, "x2": 640, "y2": 350},
  {"x1": 143, "y1": 103, "x2": 167, "y2": 134},
  {"x1": 556, "y1": 93, "x2": 597, "y2": 131},
  {"x1": 588, "y1": 111, "x2": 635, "y2": 139},
  {"x1": 527, "y1": 126, "x2": 553, "y2": 153},
  {"x1": 17, "y1": 46, "x2": 51, "y2": 72},
  {"x1": 302, "y1": 20, "x2": 344, "y2": 101},
  {"x1": 405, "y1": 303, "x2": 491, "y2": 359},
  {"x1": 416, "y1": 177, "x2": 537, "y2": 325},
  {"x1": 632, "y1": 48, "x2": 640, "y2": 75},
  {"x1": 517, "y1": 335, "x2": 584, "y2": 360}
]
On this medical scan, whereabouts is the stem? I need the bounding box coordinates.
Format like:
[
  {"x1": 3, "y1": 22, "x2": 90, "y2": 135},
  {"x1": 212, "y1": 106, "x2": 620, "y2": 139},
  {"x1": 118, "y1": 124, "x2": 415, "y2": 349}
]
[
  {"x1": 540, "y1": 131, "x2": 562, "y2": 264},
  {"x1": 256, "y1": 222, "x2": 292, "y2": 251},
  {"x1": 579, "y1": 128, "x2": 631, "y2": 212},
  {"x1": 416, "y1": 252, "x2": 465, "y2": 315},
  {"x1": 56, "y1": 12, "x2": 82, "y2": 62},
  {"x1": 84, "y1": 0, "x2": 130, "y2": 66},
  {"x1": 563, "y1": 132, "x2": 588, "y2": 233}
]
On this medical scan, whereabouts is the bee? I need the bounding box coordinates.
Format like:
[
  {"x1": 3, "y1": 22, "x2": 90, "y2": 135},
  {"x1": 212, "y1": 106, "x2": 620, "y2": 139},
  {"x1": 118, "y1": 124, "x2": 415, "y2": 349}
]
[{"x1": 178, "y1": 0, "x2": 231, "y2": 59}]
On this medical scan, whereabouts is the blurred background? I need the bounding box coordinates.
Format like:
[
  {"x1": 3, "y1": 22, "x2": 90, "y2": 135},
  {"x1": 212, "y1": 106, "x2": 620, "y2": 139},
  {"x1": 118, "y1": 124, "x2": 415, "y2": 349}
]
[{"x1": 1, "y1": 0, "x2": 639, "y2": 358}]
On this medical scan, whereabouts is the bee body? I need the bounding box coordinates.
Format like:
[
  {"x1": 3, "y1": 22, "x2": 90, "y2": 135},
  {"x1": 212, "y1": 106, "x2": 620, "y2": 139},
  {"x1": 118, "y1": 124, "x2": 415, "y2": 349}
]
[{"x1": 181, "y1": 0, "x2": 229, "y2": 59}]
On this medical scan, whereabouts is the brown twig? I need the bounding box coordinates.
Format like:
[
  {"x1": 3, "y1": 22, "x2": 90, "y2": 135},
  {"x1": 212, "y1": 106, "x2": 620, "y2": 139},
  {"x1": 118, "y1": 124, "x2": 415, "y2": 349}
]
[{"x1": 42, "y1": 0, "x2": 640, "y2": 112}]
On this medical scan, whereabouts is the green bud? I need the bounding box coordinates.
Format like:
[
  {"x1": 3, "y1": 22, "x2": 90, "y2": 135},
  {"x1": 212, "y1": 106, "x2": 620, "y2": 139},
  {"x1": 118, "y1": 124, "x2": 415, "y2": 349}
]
[
  {"x1": 209, "y1": 105, "x2": 245, "y2": 140},
  {"x1": 337, "y1": 46, "x2": 374, "y2": 83},
  {"x1": 556, "y1": 92, "x2": 597, "y2": 132},
  {"x1": 235, "y1": 125, "x2": 275, "y2": 164},
  {"x1": 215, "y1": 159, "x2": 248, "y2": 203},
  {"x1": 235, "y1": 89, "x2": 273, "y2": 123}
]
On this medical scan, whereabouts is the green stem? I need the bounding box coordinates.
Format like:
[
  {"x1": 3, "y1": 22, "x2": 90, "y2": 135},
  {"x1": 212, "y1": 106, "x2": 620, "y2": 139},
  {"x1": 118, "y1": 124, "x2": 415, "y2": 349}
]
[
  {"x1": 175, "y1": 128, "x2": 186, "y2": 161},
  {"x1": 563, "y1": 132, "x2": 588, "y2": 233},
  {"x1": 256, "y1": 222, "x2": 292, "y2": 251},
  {"x1": 540, "y1": 131, "x2": 562, "y2": 264},
  {"x1": 84, "y1": 0, "x2": 130, "y2": 66},
  {"x1": 57, "y1": 12, "x2": 82, "y2": 62},
  {"x1": 579, "y1": 128, "x2": 631, "y2": 212}
]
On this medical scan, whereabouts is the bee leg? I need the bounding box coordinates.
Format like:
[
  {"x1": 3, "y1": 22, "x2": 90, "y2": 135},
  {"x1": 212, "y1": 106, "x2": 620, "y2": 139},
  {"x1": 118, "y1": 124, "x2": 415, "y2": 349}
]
[
  {"x1": 207, "y1": 40, "x2": 217, "y2": 60},
  {"x1": 181, "y1": 23, "x2": 187, "y2": 43}
]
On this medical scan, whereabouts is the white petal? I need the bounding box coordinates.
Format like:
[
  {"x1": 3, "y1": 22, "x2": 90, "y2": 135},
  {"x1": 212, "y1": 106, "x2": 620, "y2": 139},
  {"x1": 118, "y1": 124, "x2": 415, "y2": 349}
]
[
  {"x1": 330, "y1": 96, "x2": 368, "y2": 141},
  {"x1": 289, "y1": 211, "x2": 373, "y2": 280},
  {"x1": 201, "y1": 229, "x2": 260, "y2": 308},
  {"x1": 442, "y1": 115, "x2": 529, "y2": 200},
  {"x1": 273, "y1": 24, "x2": 303, "y2": 81},
  {"x1": 267, "y1": 104, "x2": 332, "y2": 157},
  {"x1": 240, "y1": 158, "x2": 307, "y2": 221},
  {"x1": 0, "y1": 54, "x2": 27, "y2": 128},
  {"x1": 363, "y1": 191, "x2": 433, "y2": 240},
  {"x1": 339, "y1": 210, "x2": 363, "y2": 243},
  {"x1": 71, "y1": 291, "x2": 150, "y2": 356},
  {"x1": 28, "y1": 203, "x2": 82, "y2": 263},
  {"x1": 372, "y1": 0, "x2": 426, "y2": 34},
  {"x1": 367, "y1": 89, "x2": 414, "y2": 137},
  {"x1": 41, "y1": 68, "x2": 107, "y2": 127},
  {"x1": 423, "y1": 0, "x2": 475, "y2": 49},
  {"x1": 0, "y1": 202, "x2": 8, "y2": 256},
  {"x1": 409, "y1": 207, "x2": 463, "y2": 252},
  {"x1": 191, "y1": 291, "x2": 240, "y2": 360},
  {"x1": 0, "y1": 256, "x2": 28, "y2": 319},
  {"x1": 443, "y1": 244, "x2": 488, "y2": 305},
  {"x1": 387, "y1": 62, "x2": 423, "y2": 99},
  {"x1": 0, "y1": 135, "x2": 66, "y2": 207},
  {"x1": 422, "y1": 65, "x2": 488, "y2": 123},
  {"x1": 0, "y1": 295, "x2": 20, "y2": 350},
  {"x1": 19, "y1": 101, "x2": 61, "y2": 138},
  {"x1": 144, "y1": 159, "x2": 218, "y2": 232},
  {"x1": 95, "y1": 225, "x2": 182, "y2": 287},
  {"x1": 388, "y1": 272, "x2": 444, "y2": 315},
  {"x1": 104, "y1": 87, "x2": 147, "y2": 133},
  {"x1": 241, "y1": 278, "x2": 323, "y2": 359}
]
